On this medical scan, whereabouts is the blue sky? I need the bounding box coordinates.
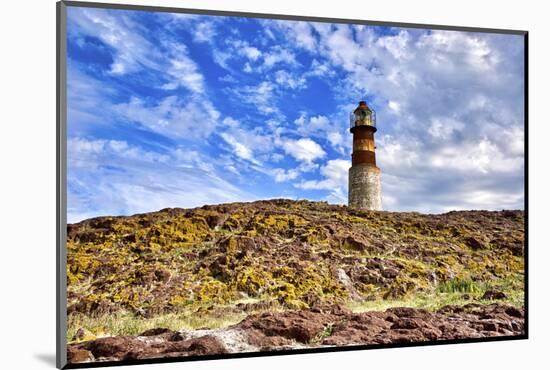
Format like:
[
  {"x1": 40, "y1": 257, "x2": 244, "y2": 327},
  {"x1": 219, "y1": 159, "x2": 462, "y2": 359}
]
[{"x1": 66, "y1": 6, "x2": 525, "y2": 222}]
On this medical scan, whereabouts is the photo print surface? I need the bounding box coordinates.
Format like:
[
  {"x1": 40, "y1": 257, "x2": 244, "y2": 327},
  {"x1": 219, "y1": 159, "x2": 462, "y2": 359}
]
[{"x1": 62, "y1": 3, "x2": 526, "y2": 367}]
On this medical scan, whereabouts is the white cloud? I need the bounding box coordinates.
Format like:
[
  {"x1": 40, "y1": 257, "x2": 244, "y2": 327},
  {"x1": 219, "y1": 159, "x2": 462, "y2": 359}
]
[
  {"x1": 212, "y1": 49, "x2": 232, "y2": 70},
  {"x1": 502, "y1": 126, "x2": 525, "y2": 156},
  {"x1": 321, "y1": 24, "x2": 364, "y2": 71},
  {"x1": 280, "y1": 138, "x2": 326, "y2": 164},
  {"x1": 68, "y1": 8, "x2": 160, "y2": 75},
  {"x1": 458, "y1": 189, "x2": 524, "y2": 210},
  {"x1": 68, "y1": 7, "x2": 223, "y2": 152},
  {"x1": 69, "y1": 137, "x2": 170, "y2": 168},
  {"x1": 243, "y1": 63, "x2": 253, "y2": 73},
  {"x1": 327, "y1": 131, "x2": 345, "y2": 149},
  {"x1": 217, "y1": 117, "x2": 277, "y2": 167},
  {"x1": 417, "y1": 31, "x2": 500, "y2": 72},
  {"x1": 262, "y1": 47, "x2": 299, "y2": 69},
  {"x1": 297, "y1": 159, "x2": 348, "y2": 190},
  {"x1": 226, "y1": 39, "x2": 263, "y2": 61},
  {"x1": 267, "y1": 20, "x2": 318, "y2": 52},
  {"x1": 172, "y1": 148, "x2": 215, "y2": 173},
  {"x1": 270, "y1": 153, "x2": 285, "y2": 162},
  {"x1": 68, "y1": 12, "x2": 525, "y2": 215},
  {"x1": 242, "y1": 46, "x2": 262, "y2": 61},
  {"x1": 67, "y1": 63, "x2": 119, "y2": 131},
  {"x1": 295, "y1": 114, "x2": 331, "y2": 134},
  {"x1": 376, "y1": 30, "x2": 412, "y2": 61},
  {"x1": 271, "y1": 168, "x2": 300, "y2": 182},
  {"x1": 293, "y1": 113, "x2": 349, "y2": 154},
  {"x1": 274, "y1": 70, "x2": 306, "y2": 90},
  {"x1": 306, "y1": 59, "x2": 336, "y2": 78},
  {"x1": 114, "y1": 95, "x2": 220, "y2": 139},
  {"x1": 429, "y1": 137, "x2": 523, "y2": 174},
  {"x1": 375, "y1": 136, "x2": 419, "y2": 171},
  {"x1": 70, "y1": 8, "x2": 209, "y2": 96},
  {"x1": 222, "y1": 43, "x2": 299, "y2": 73},
  {"x1": 231, "y1": 81, "x2": 279, "y2": 115},
  {"x1": 193, "y1": 21, "x2": 217, "y2": 43},
  {"x1": 158, "y1": 40, "x2": 205, "y2": 93},
  {"x1": 67, "y1": 137, "x2": 255, "y2": 223},
  {"x1": 222, "y1": 117, "x2": 240, "y2": 128},
  {"x1": 296, "y1": 159, "x2": 349, "y2": 203},
  {"x1": 427, "y1": 117, "x2": 465, "y2": 139},
  {"x1": 213, "y1": 39, "x2": 299, "y2": 74},
  {"x1": 161, "y1": 57, "x2": 205, "y2": 93},
  {"x1": 298, "y1": 22, "x2": 524, "y2": 212},
  {"x1": 220, "y1": 132, "x2": 257, "y2": 164},
  {"x1": 388, "y1": 100, "x2": 401, "y2": 113}
]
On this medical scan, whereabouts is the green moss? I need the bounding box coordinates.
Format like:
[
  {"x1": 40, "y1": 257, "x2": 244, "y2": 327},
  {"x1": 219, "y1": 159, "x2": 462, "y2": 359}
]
[{"x1": 66, "y1": 201, "x2": 524, "y2": 337}]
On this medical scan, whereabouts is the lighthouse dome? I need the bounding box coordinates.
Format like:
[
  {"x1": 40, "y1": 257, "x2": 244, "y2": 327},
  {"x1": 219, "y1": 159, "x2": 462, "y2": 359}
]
[{"x1": 350, "y1": 101, "x2": 376, "y2": 131}]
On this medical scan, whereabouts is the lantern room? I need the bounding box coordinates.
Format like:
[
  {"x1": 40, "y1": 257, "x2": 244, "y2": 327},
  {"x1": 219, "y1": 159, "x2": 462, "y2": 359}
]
[{"x1": 350, "y1": 100, "x2": 377, "y2": 132}]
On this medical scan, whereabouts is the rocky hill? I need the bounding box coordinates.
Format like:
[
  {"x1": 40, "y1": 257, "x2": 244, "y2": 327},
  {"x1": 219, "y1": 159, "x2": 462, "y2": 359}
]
[{"x1": 66, "y1": 199, "x2": 525, "y2": 364}]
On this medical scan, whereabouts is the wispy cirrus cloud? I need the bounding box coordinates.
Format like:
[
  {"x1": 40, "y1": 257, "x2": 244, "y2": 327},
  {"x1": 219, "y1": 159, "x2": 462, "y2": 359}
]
[
  {"x1": 68, "y1": 7, "x2": 159, "y2": 75},
  {"x1": 67, "y1": 6, "x2": 525, "y2": 221},
  {"x1": 67, "y1": 137, "x2": 254, "y2": 222},
  {"x1": 113, "y1": 95, "x2": 220, "y2": 139}
]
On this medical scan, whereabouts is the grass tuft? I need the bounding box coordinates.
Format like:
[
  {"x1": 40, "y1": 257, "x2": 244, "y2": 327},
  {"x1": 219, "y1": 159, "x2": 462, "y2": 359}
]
[
  {"x1": 67, "y1": 310, "x2": 247, "y2": 343},
  {"x1": 436, "y1": 278, "x2": 484, "y2": 293}
]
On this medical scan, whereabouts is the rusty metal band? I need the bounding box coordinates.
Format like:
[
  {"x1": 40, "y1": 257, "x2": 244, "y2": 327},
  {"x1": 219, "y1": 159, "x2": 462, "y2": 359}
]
[
  {"x1": 352, "y1": 150, "x2": 376, "y2": 166},
  {"x1": 353, "y1": 138, "x2": 375, "y2": 152}
]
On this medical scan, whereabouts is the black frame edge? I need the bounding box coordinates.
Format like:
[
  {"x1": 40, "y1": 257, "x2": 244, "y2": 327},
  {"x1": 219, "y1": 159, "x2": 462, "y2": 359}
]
[
  {"x1": 523, "y1": 32, "x2": 529, "y2": 339},
  {"x1": 57, "y1": 1, "x2": 68, "y2": 369}
]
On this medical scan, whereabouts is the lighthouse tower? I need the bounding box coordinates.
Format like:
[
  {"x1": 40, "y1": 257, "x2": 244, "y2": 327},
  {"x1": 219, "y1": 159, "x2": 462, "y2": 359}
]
[{"x1": 348, "y1": 101, "x2": 382, "y2": 210}]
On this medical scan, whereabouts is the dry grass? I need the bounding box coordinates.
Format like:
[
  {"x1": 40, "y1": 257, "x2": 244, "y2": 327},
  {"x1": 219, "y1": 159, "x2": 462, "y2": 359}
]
[
  {"x1": 67, "y1": 310, "x2": 247, "y2": 343},
  {"x1": 348, "y1": 274, "x2": 524, "y2": 313},
  {"x1": 68, "y1": 275, "x2": 523, "y2": 344}
]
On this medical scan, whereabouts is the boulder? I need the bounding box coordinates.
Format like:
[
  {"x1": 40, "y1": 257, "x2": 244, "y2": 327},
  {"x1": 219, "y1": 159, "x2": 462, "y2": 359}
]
[{"x1": 481, "y1": 290, "x2": 507, "y2": 300}]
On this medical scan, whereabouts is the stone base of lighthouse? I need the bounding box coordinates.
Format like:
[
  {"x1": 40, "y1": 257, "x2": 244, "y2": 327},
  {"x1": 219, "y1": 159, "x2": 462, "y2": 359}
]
[{"x1": 348, "y1": 165, "x2": 382, "y2": 210}]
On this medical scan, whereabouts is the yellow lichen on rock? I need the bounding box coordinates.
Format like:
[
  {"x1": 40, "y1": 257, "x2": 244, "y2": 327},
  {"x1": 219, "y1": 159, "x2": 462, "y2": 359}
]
[{"x1": 66, "y1": 200, "x2": 524, "y2": 338}]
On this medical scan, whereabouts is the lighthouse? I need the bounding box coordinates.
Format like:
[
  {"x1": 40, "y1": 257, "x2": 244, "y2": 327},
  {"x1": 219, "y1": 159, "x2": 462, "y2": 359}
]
[{"x1": 348, "y1": 101, "x2": 382, "y2": 210}]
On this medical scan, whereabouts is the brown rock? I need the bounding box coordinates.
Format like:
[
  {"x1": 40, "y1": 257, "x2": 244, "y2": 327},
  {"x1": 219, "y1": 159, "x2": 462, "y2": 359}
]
[
  {"x1": 391, "y1": 318, "x2": 424, "y2": 330},
  {"x1": 154, "y1": 269, "x2": 171, "y2": 282},
  {"x1": 381, "y1": 268, "x2": 400, "y2": 279},
  {"x1": 163, "y1": 335, "x2": 227, "y2": 356},
  {"x1": 481, "y1": 290, "x2": 507, "y2": 300},
  {"x1": 139, "y1": 328, "x2": 173, "y2": 336},
  {"x1": 67, "y1": 348, "x2": 94, "y2": 363},
  {"x1": 464, "y1": 236, "x2": 488, "y2": 250},
  {"x1": 82, "y1": 336, "x2": 132, "y2": 359},
  {"x1": 505, "y1": 306, "x2": 523, "y2": 318},
  {"x1": 67, "y1": 303, "x2": 524, "y2": 364},
  {"x1": 205, "y1": 213, "x2": 227, "y2": 229}
]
